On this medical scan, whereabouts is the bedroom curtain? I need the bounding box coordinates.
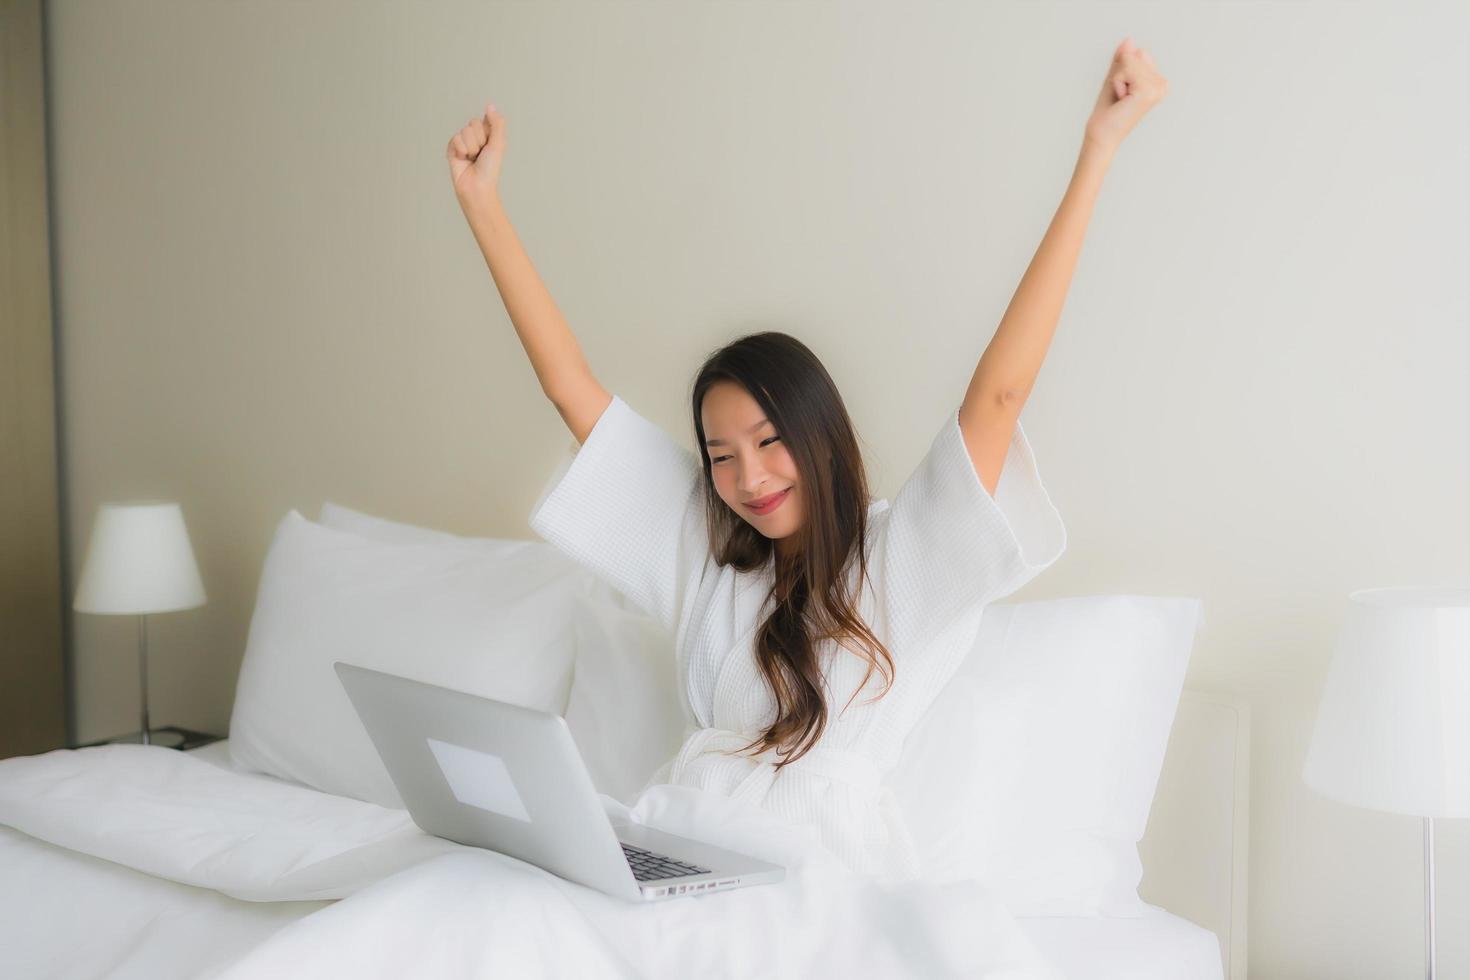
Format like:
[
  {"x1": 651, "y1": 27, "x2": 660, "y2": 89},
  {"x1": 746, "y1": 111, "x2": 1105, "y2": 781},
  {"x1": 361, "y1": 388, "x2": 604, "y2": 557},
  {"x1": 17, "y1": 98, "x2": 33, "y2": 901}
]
[{"x1": 0, "y1": 0, "x2": 68, "y2": 758}]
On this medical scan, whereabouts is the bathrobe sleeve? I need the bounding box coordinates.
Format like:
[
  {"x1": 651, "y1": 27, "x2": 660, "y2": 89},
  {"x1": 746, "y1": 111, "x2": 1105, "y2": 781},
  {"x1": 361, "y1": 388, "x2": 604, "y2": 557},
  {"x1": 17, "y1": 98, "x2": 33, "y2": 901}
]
[
  {"x1": 528, "y1": 394, "x2": 709, "y2": 635},
  {"x1": 870, "y1": 407, "x2": 1067, "y2": 663}
]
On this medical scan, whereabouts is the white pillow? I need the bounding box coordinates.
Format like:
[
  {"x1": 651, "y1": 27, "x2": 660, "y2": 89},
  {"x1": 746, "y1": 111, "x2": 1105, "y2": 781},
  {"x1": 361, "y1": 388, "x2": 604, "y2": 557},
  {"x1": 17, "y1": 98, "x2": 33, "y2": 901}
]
[
  {"x1": 565, "y1": 593, "x2": 688, "y2": 804},
  {"x1": 318, "y1": 501, "x2": 524, "y2": 552},
  {"x1": 319, "y1": 500, "x2": 639, "y2": 614},
  {"x1": 228, "y1": 510, "x2": 582, "y2": 808},
  {"x1": 317, "y1": 502, "x2": 682, "y2": 801},
  {"x1": 885, "y1": 594, "x2": 1201, "y2": 917}
]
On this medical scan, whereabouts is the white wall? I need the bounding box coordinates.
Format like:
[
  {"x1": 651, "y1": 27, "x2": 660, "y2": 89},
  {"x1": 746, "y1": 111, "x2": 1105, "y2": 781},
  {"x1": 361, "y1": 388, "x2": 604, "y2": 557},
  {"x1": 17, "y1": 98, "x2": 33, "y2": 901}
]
[{"x1": 44, "y1": 1, "x2": 1468, "y2": 976}]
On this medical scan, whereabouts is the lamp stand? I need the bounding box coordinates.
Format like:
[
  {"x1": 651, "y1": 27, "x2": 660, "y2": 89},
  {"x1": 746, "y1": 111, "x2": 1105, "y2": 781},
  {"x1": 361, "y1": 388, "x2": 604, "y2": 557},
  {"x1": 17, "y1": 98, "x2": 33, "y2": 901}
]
[
  {"x1": 100, "y1": 613, "x2": 182, "y2": 749},
  {"x1": 138, "y1": 613, "x2": 151, "y2": 746},
  {"x1": 1424, "y1": 815, "x2": 1436, "y2": 980}
]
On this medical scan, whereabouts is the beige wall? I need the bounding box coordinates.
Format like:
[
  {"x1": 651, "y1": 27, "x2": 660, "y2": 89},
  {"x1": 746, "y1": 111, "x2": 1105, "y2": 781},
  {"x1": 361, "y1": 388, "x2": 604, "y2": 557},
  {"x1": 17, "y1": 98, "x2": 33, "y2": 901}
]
[{"x1": 44, "y1": 1, "x2": 1468, "y2": 976}]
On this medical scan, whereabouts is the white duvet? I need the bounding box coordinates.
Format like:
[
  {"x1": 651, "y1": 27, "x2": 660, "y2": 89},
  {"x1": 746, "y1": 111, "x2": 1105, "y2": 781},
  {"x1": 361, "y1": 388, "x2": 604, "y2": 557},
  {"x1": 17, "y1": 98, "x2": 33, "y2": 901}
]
[{"x1": 0, "y1": 745, "x2": 1064, "y2": 979}]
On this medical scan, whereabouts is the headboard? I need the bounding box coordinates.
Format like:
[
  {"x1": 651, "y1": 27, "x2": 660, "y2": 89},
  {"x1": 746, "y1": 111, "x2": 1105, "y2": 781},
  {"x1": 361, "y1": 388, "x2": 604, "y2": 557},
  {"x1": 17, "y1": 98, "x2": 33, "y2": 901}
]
[{"x1": 1137, "y1": 687, "x2": 1251, "y2": 980}]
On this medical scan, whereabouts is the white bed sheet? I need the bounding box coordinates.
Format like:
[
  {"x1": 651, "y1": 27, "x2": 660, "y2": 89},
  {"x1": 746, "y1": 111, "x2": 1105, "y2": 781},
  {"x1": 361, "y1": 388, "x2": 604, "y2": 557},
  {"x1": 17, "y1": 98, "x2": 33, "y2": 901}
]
[
  {"x1": 0, "y1": 825, "x2": 328, "y2": 980},
  {"x1": 4, "y1": 742, "x2": 1063, "y2": 980},
  {"x1": 0, "y1": 740, "x2": 1223, "y2": 980},
  {"x1": 0, "y1": 740, "x2": 332, "y2": 980},
  {"x1": 188, "y1": 741, "x2": 1223, "y2": 980}
]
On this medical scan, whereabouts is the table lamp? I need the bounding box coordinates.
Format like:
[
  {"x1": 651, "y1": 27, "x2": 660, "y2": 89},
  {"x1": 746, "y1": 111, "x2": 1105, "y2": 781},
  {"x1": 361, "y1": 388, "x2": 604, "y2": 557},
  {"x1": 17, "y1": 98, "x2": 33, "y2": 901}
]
[
  {"x1": 73, "y1": 501, "x2": 207, "y2": 748},
  {"x1": 1302, "y1": 586, "x2": 1470, "y2": 980}
]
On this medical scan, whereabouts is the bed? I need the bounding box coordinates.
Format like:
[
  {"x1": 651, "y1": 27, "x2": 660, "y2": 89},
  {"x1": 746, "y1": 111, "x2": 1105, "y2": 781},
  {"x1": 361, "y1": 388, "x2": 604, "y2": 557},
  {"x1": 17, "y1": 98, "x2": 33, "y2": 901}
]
[
  {"x1": 0, "y1": 504, "x2": 1249, "y2": 979},
  {"x1": 0, "y1": 710, "x2": 1240, "y2": 980}
]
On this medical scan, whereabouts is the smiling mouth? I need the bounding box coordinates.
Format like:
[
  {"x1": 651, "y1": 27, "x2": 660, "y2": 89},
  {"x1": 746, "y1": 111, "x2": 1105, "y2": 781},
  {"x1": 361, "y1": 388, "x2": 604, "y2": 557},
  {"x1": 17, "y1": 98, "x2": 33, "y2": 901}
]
[{"x1": 744, "y1": 487, "x2": 793, "y2": 512}]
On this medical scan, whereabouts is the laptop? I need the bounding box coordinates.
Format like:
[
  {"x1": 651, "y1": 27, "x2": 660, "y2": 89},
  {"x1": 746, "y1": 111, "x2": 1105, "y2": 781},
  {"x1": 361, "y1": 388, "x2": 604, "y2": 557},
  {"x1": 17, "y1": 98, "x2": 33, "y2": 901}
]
[{"x1": 333, "y1": 661, "x2": 785, "y2": 902}]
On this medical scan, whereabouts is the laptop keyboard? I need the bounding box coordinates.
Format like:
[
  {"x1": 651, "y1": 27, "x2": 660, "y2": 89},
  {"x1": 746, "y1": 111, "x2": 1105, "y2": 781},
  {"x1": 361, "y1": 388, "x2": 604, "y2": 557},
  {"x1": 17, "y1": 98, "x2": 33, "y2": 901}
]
[{"x1": 621, "y1": 842, "x2": 711, "y2": 881}]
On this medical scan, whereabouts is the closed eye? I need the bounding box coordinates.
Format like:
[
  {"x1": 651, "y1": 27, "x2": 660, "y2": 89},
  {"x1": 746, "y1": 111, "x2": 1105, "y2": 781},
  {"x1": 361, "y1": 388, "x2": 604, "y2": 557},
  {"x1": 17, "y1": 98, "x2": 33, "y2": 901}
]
[{"x1": 711, "y1": 436, "x2": 780, "y2": 464}]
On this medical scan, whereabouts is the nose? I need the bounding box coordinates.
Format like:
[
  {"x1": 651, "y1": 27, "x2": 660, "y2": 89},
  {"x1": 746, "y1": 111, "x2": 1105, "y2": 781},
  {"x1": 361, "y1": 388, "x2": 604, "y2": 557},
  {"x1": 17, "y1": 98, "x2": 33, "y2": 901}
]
[{"x1": 735, "y1": 457, "x2": 771, "y2": 496}]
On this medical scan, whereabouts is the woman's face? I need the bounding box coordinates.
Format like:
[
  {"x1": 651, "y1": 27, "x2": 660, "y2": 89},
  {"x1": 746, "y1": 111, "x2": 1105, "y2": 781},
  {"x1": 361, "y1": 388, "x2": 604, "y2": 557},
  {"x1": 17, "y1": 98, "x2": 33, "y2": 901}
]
[{"x1": 701, "y1": 381, "x2": 803, "y2": 548}]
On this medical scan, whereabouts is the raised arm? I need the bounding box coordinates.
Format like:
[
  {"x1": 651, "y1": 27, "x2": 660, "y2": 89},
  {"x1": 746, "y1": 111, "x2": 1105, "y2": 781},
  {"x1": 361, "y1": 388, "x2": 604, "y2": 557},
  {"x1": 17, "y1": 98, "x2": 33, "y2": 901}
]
[
  {"x1": 447, "y1": 102, "x2": 612, "y2": 446},
  {"x1": 959, "y1": 38, "x2": 1168, "y2": 495}
]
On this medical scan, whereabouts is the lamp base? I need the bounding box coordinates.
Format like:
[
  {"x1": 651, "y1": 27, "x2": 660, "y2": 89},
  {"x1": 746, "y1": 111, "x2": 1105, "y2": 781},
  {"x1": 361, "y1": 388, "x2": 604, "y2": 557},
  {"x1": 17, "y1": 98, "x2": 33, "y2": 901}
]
[
  {"x1": 104, "y1": 728, "x2": 187, "y2": 749},
  {"x1": 78, "y1": 726, "x2": 222, "y2": 751}
]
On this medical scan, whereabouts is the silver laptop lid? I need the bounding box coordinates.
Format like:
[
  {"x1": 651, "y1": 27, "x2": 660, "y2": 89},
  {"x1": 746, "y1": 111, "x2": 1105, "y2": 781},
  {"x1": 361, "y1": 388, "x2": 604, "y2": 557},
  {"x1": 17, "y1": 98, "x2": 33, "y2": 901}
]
[{"x1": 332, "y1": 661, "x2": 642, "y2": 900}]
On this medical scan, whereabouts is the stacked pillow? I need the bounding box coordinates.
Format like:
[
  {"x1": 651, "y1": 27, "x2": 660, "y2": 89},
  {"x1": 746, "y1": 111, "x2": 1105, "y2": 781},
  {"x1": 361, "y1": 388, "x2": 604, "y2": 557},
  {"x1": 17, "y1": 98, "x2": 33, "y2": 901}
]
[
  {"x1": 558, "y1": 593, "x2": 688, "y2": 805},
  {"x1": 228, "y1": 502, "x2": 685, "y2": 808},
  {"x1": 315, "y1": 501, "x2": 687, "y2": 805},
  {"x1": 227, "y1": 509, "x2": 586, "y2": 809},
  {"x1": 316, "y1": 502, "x2": 687, "y2": 811},
  {"x1": 884, "y1": 594, "x2": 1202, "y2": 917}
]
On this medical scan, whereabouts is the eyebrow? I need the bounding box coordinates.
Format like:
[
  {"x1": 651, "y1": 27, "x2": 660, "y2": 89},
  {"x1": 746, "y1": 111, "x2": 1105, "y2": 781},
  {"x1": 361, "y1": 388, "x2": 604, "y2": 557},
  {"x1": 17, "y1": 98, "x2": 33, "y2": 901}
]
[{"x1": 704, "y1": 418, "x2": 771, "y2": 448}]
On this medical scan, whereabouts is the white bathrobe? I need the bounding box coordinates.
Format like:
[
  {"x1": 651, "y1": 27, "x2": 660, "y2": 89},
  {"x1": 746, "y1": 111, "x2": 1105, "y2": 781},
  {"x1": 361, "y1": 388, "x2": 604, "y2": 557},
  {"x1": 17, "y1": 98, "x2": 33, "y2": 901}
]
[{"x1": 530, "y1": 394, "x2": 1066, "y2": 881}]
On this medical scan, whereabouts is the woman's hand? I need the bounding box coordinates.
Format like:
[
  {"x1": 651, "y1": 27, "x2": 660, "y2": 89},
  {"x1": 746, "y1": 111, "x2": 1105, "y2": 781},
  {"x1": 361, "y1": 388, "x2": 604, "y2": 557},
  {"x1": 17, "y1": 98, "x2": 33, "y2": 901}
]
[
  {"x1": 447, "y1": 102, "x2": 506, "y2": 214},
  {"x1": 1084, "y1": 38, "x2": 1168, "y2": 155}
]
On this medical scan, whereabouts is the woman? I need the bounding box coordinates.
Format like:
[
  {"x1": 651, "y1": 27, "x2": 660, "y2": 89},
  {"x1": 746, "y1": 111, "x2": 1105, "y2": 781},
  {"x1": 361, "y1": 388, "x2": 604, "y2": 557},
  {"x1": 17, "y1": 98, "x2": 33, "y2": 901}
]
[{"x1": 445, "y1": 38, "x2": 1167, "y2": 881}]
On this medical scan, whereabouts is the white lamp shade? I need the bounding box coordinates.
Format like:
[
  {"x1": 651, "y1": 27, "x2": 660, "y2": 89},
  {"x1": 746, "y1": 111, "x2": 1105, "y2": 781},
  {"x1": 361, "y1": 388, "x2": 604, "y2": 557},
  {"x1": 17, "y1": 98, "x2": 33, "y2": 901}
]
[
  {"x1": 74, "y1": 501, "x2": 207, "y2": 614},
  {"x1": 1302, "y1": 587, "x2": 1470, "y2": 818}
]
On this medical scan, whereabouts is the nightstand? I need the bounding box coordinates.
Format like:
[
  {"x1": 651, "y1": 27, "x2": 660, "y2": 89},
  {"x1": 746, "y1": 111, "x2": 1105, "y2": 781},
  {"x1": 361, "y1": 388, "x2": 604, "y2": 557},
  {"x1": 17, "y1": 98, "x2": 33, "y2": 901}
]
[{"x1": 75, "y1": 726, "x2": 224, "y2": 751}]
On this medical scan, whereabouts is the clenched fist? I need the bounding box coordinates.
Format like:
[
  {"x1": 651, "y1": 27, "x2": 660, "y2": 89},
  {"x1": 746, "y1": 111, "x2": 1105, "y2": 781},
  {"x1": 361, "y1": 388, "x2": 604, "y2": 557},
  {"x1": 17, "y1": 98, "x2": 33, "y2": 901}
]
[
  {"x1": 447, "y1": 102, "x2": 506, "y2": 212},
  {"x1": 1084, "y1": 38, "x2": 1168, "y2": 154}
]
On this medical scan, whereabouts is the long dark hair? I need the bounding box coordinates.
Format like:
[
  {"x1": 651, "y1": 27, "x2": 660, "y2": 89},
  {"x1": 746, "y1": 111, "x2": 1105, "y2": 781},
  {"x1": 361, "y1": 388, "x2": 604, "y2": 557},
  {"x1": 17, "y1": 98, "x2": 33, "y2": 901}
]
[{"x1": 690, "y1": 331, "x2": 895, "y2": 771}]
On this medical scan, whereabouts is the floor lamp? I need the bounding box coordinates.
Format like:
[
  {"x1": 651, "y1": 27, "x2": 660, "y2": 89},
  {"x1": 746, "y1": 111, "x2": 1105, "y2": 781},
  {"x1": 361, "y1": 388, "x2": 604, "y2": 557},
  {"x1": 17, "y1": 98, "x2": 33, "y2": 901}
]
[{"x1": 1302, "y1": 586, "x2": 1470, "y2": 980}]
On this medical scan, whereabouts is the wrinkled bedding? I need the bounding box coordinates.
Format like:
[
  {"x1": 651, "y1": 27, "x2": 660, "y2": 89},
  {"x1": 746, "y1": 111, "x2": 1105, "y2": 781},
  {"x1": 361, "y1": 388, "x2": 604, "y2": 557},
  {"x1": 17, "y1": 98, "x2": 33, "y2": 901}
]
[
  {"x1": 0, "y1": 745, "x2": 1063, "y2": 979},
  {"x1": 0, "y1": 824, "x2": 329, "y2": 980}
]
